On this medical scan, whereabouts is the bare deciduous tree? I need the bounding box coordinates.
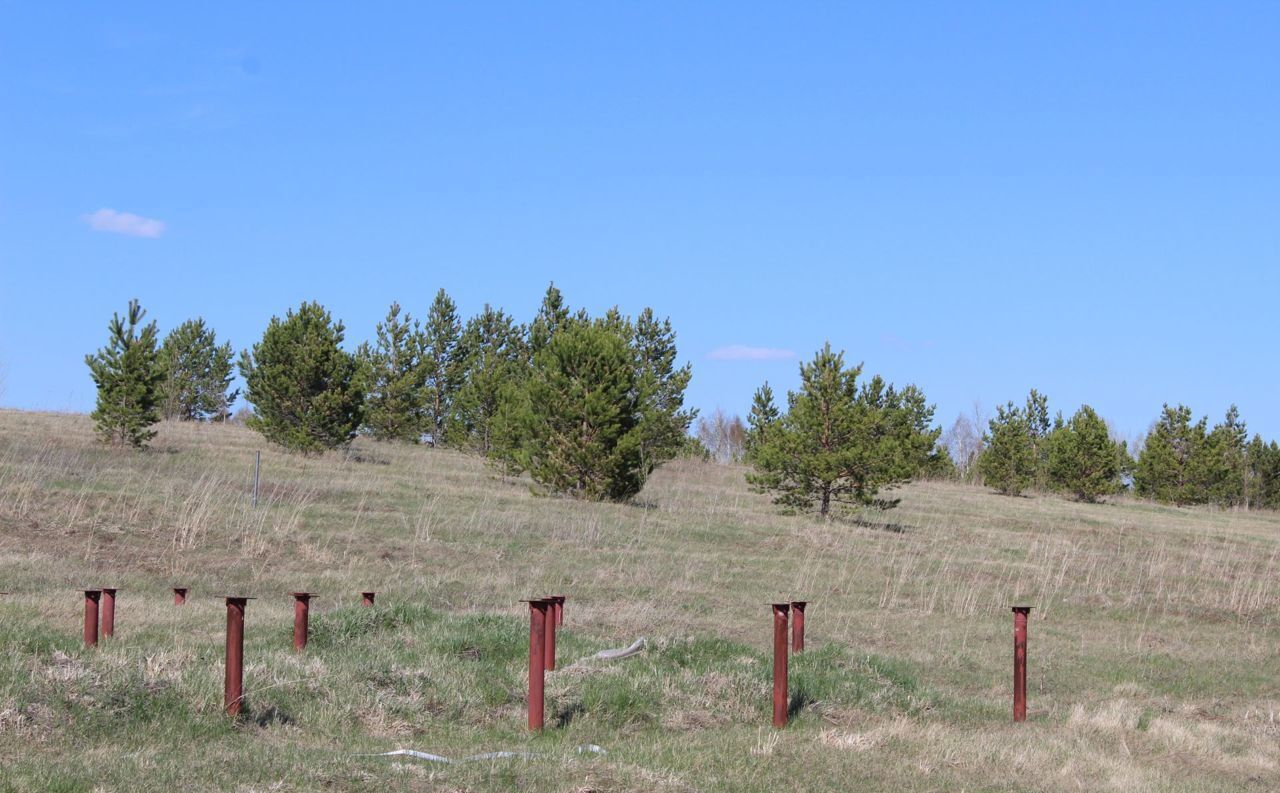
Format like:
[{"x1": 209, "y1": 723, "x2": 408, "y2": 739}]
[
  {"x1": 696, "y1": 407, "x2": 747, "y2": 464},
  {"x1": 941, "y1": 401, "x2": 987, "y2": 481}
]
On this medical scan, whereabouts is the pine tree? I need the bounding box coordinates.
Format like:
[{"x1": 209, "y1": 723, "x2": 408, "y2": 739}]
[
  {"x1": 747, "y1": 344, "x2": 939, "y2": 517},
  {"x1": 632, "y1": 307, "x2": 696, "y2": 473},
  {"x1": 528, "y1": 282, "x2": 570, "y2": 356},
  {"x1": 508, "y1": 321, "x2": 647, "y2": 500},
  {"x1": 357, "y1": 302, "x2": 428, "y2": 443},
  {"x1": 422, "y1": 288, "x2": 463, "y2": 446},
  {"x1": 158, "y1": 318, "x2": 238, "y2": 421},
  {"x1": 978, "y1": 402, "x2": 1037, "y2": 496},
  {"x1": 1202, "y1": 405, "x2": 1248, "y2": 506},
  {"x1": 1134, "y1": 404, "x2": 1209, "y2": 505},
  {"x1": 745, "y1": 381, "x2": 780, "y2": 462},
  {"x1": 238, "y1": 302, "x2": 364, "y2": 455},
  {"x1": 1025, "y1": 389, "x2": 1053, "y2": 486},
  {"x1": 1246, "y1": 435, "x2": 1280, "y2": 510},
  {"x1": 449, "y1": 305, "x2": 527, "y2": 453},
  {"x1": 1046, "y1": 404, "x2": 1123, "y2": 502},
  {"x1": 85, "y1": 299, "x2": 164, "y2": 447}
]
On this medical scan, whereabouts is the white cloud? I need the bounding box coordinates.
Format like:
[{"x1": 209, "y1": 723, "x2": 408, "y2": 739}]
[
  {"x1": 707, "y1": 345, "x2": 797, "y2": 362},
  {"x1": 83, "y1": 208, "x2": 166, "y2": 239}
]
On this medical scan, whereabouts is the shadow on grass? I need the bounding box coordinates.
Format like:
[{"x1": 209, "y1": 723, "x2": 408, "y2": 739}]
[
  {"x1": 787, "y1": 691, "x2": 815, "y2": 719},
  {"x1": 251, "y1": 705, "x2": 294, "y2": 728},
  {"x1": 554, "y1": 701, "x2": 585, "y2": 728},
  {"x1": 849, "y1": 517, "x2": 908, "y2": 533}
]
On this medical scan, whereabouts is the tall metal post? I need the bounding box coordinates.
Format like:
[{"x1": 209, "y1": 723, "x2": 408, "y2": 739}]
[
  {"x1": 223, "y1": 597, "x2": 252, "y2": 716},
  {"x1": 524, "y1": 599, "x2": 549, "y2": 731},
  {"x1": 772, "y1": 603, "x2": 791, "y2": 728},
  {"x1": 1013, "y1": 606, "x2": 1032, "y2": 722}
]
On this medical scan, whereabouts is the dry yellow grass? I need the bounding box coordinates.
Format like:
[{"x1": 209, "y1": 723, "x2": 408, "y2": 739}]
[{"x1": 1, "y1": 408, "x2": 1279, "y2": 791}]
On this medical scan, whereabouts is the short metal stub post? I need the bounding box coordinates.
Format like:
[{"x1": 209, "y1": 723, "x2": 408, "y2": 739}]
[
  {"x1": 790, "y1": 600, "x2": 808, "y2": 653},
  {"x1": 771, "y1": 602, "x2": 791, "y2": 728},
  {"x1": 543, "y1": 597, "x2": 560, "y2": 672},
  {"x1": 173, "y1": 587, "x2": 188, "y2": 605},
  {"x1": 292, "y1": 593, "x2": 313, "y2": 652},
  {"x1": 83, "y1": 590, "x2": 102, "y2": 648},
  {"x1": 100, "y1": 588, "x2": 118, "y2": 639},
  {"x1": 551, "y1": 595, "x2": 566, "y2": 627},
  {"x1": 222, "y1": 596, "x2": 254, "y2": 716},
  {"x1": 523, "y1": 599, "x2": 550, "y2": 731},
  {"x1": 361, "y1": 591, "x2": 376, "y2": 607},
  {"x1": 1012, "y1": 606, "x2": 1032, "y2": 723}
]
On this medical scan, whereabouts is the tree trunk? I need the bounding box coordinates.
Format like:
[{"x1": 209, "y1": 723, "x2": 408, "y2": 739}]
[{"x1": 820, "y1": 487, "x2": 831, "y2": 517}]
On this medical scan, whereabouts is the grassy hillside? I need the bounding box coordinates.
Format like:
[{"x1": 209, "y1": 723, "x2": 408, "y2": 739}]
[{"x1": 2, "y1": 409, "x2": 1279, "y2": 791}]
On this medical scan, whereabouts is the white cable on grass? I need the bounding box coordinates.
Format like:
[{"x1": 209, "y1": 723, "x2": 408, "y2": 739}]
[
  {"x1": 591, "y1": 637, "x2": 646, "y2": 661},
  {"x1": 370, "y1": 745, "x2": 607, "y2": 764},
  {"x1": 555, "y1": 636, "x2": 647, "y2": 672}
]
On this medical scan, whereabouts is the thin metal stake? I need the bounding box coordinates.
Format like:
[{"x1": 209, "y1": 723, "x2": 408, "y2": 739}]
[{"x1": 252, "y1": 450, "x2": 261, "y2": 507}]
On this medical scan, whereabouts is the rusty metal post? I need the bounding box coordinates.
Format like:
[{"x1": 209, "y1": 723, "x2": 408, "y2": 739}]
[
  {"x1": 361, "y1": 591, "x2": 376, "y2": 607},
  {"x1": 772, "y1": 603, "x2": 790, "y2": 728},
  {"x1": 543, "y1": 597, "x2": 559, "y2": 672},
  {"x1": 524, "y1": 599, "x2": 549, "y2": 731},
  {"x1": 790, "y1": 600, "x2": 807, "y2": 653},
  {"x1": 223, "y1": 597, "x2": 252, "y2": 716},
  {"x1": 173, "y1": 587, "x2": 188, "y2": 605},
  {"x1": 292, "y1": 593, "x2": 312, "y2": 652},
  {"x1": 83, "y1": 590, "x2": 101, "y2": 648},
  {"x1": 100, "y1": 588, "x2": 117, "y2": 639},
  {"x1": 1013, "y1": 606, "x2": 1031, "y2": 723},
  {"x1": 551, "y1": 595, "x2": 565, "y2": 626}
]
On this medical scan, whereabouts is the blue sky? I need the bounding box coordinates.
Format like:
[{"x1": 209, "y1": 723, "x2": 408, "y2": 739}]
[{"x1": 2, "y1": 3, "x2": 1278, "y2": 440}]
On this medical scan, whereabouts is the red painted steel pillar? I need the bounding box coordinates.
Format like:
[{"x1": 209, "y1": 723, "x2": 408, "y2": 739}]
[
  {"x1": 551, "y1": 595, "x2": 565, "y2": 626},
  {"x1": 173, "y1": 587, "x2": 188, "y2": 605},
  {"x1": 524, "y1": 599, "x2": 549, "y2": 731},
  {"x1": 772, "y1": 603, "x2": 791, "y2": 728},
  {"x1": 83, "y1": 590, "x2": 101, "y2": 648},
  {"x1": 790, "y1": 600, "x2": 808, "y2": 653},
  {"x1": 292, "y1": 593, "x2": 312, "y2": 652},
  {"x1": 1012, "y1": 606, "x2": 1032, "y2": 723},
  {"x1": 223, "y1": 597, "x2": 252, "y2": 716},
  {"x1": 100, "y1": 588, "x2": 117, "y2": 639},
  {"x1": 544, "y1": 598, "x2": 559, "y2": 672},
  {"x1": 361, "y1": 591, "x2": 376, "y2": 607}
]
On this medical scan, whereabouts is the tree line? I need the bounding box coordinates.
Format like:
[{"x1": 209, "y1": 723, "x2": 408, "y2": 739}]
[
  {"x1": 944, "y1": 389, "x2": 1280, "y2": 509},
  {"x1": 84, "y1": 286, "x2": 694, "y2": 502},
  {"x1": 83, "y1": 297, "x2": 1280, "y2": 513}
]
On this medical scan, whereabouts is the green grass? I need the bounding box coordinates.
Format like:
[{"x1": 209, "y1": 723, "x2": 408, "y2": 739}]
[{"x1": 2, "y1": 410, "x2": 1280, "y2": 791}]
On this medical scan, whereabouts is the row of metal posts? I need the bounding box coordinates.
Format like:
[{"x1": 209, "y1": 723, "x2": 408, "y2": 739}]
[
  {"x1": 60, "y1": 588, "x2": 1030, "y2": 727},
  {"x1": 523, "y1": 599, "x2": 1032, "y2": 730},
  {"x1": 76, "y1": 587, "x2": 376, "y2": 716},
  {"x1": 525, "y1": 596, "x2": 565, "y2": 731}
]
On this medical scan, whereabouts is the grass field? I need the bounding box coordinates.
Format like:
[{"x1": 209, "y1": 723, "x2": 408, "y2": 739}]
[{"x1": 2, "y1": 409, "x2": 1279, "y2": 791}]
